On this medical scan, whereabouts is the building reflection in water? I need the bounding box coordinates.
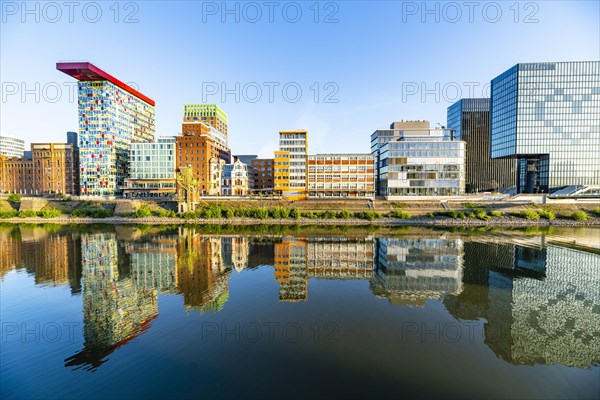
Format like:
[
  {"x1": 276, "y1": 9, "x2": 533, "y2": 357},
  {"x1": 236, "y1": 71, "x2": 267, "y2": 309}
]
[
  {"x1": 444, "y1": 241, "x2": 600, "y2": 368},
  {"x1": 64, "y1": 233, "x2": 159, "y2": 371},
  {"x1": 2, "y1": 225, "x2": 599, "y2": 369},
  {"x1": 371, "y1": 238, "x2": 464, "y2": 306}
]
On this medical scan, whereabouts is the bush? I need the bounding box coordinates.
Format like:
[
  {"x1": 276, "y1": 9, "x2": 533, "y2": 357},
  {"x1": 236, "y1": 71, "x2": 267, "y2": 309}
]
[
  {"x1": 522, "y1": 210, "x2": 540, "y2": 220},
  {"x1": 538, "y1": 209, "x2": 555, "y2": 220},
  {"x1": 337, "y1": 209, "x2": 353, "y2": 219},
  {"x1": 358, "y1": 211, "x2": 381, "y2": 221},
  {"x1": 180, "y1": 211, "x2": 196, "y2": 220},
  {"x1": 475, "y1": 210, "x2": 490, "y2": 221},
  {"x1": 252, "y1": 208, "x2": 269, "y2": 219},
  {"x1": 456, "y1": 212, "x2": 467, "y2": 219},
  {"x1": 463, "y1": 202, "x2": 480, "y2": 209},
  {"x1": 7, "y1": 193, "x2": 21, "y2": 203},
  {"x1": 224, "y1": 208, "x2": 235, "y2": 219},
  {"x1": 39, "y1": 208, "x2": 61, "y2": 218},
  {"x1": 302, "y1": 211, "x2": 317, "y2": 219},
  {"x1": 591, "y1": 207, "x2": 600, "y2": 217},
  {"x1": 571, "y1": 211, "x2": 589, "y2": 221},
  {"x1": 153, "y1": 209, "x2": 177, "y2": 218},
  {"x1": 390, "y1": 210, "x2": 411, "y2": 219},
  {"x1": 18, "y1": 209, "x2": 38, "y2": 218},
  {"x1": 71, "y1": 206, "x2": 113, "y2": 218},
  {"x1": 289, "y1": 208, "x2": 301, "y2": 220},
  {"x1": 489, "y1": 210, "x2": 503, "y2": 218},
  {"x1": 323, "y1": 210, "x2": 337, "y2": 219},
  {"x1": 0, "y1": 210, "x2": 18, "y2": 219},
  {"x1": 134, "y1": 205, "x2": 153, "y2": 218}
]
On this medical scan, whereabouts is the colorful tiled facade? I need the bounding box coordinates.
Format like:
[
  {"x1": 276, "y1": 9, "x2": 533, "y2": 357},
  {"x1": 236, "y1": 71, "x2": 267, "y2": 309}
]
[
  {"x1": 183, "y1": 104, "x2": 228, "y2": 137},
  {"x1": 57, "y1": 62, "x2": 156, "y2": 197}
]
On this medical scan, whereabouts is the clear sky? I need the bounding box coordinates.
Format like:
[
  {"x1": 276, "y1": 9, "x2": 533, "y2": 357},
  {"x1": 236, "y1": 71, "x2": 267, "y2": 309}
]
[{"x1": 1, "y1": 1, "x2": 598, "y2": 157}]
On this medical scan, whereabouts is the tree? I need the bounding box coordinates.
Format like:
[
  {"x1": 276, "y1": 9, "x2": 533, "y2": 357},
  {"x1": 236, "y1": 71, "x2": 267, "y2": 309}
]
[{"x1": 176, "y1": 166, "x2": 199, "y2": 211}]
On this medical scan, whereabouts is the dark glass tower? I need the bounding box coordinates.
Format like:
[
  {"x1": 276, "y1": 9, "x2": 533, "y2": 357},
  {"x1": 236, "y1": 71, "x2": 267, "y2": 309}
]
[
  {"x1": 448, "y1": 98, "x2": 515, "y2": 193},
  {"x1": 490, "y1": 61, "x2": 600, "y2": 194}
]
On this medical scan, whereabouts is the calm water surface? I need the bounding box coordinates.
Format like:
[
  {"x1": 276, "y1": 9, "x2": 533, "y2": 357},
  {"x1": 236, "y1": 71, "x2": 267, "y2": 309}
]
[{"x1": 1, "y1": 224, "x2": 599, "y2": 399}]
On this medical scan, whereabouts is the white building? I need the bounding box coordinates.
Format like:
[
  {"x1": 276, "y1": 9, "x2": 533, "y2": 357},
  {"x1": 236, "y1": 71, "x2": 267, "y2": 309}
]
[
  {"x1": 0, "y1": 135, "x2": 25, "y2": 158},
  {"x1": 221, "y1": 159, "x2": 249, "y2": 196}
]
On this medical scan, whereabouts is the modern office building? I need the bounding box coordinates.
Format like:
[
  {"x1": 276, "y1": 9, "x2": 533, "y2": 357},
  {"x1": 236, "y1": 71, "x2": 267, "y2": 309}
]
[
  {"x1": 307, "y1": 154, "x2": 375, "y2": 198},
  {"x1": 221, "y1": 158, "x2": 250, "y2": 196},
  {"x1": 274, "y1": 151, "x2": 290, "y2": 196},
  {"x1": 377, "y1": 126, "x2": 465, "y2": 197},
  {"x1": 277, "y1": 130, "x2": 308, "y2": 200},
  {"x1": 490, "y1": 61, "x2": 600, "y2": 193},
  {"x1": 57, "y1": 62, "x2": 156, "y2": 197},
  {"x1": 31, "y1": 143, "x2": 76, "y2": 195},
  {"x1": 66, "y1": 131, "x2": 80, "y2": 195},
  {"x1": 177, "y1": 120, "x2": 231, "y2": 196},
  {"x1": 448, "y1": 98, "x2": 516, "y2": 192},
  {"x1": 250, "y1": 158, "x2": 274, "y2": 194},
  {"x1": 183, "y1": 104, "x2": 228, "y2": 137},
  {"x1": 123, "y1": 137, "x2": 177, "y2": 198},
  {"x1": 274, "y1": 238, "x2": 308, "y2": 302},
  {"x1": 0, "y1": 135, "x2": 25, "y2": 158},
  {"x1": 371, "y1": 121, "x2": 431, "y2": 195}
]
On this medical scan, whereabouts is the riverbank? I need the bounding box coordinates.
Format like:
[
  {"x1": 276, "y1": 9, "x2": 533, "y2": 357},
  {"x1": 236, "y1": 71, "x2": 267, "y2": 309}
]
[{"x1": 2, "y1": 215, "x2": 600, "y2": 227}]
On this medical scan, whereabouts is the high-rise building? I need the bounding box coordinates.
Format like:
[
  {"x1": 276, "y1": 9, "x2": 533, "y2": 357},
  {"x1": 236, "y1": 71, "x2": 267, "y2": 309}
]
[
  {"x1": 66, "y1": 131, "x2": 80, "y2": 195},
  {"x1": 250, "y1": 158, "x2": 274, "y2": 194},
  {"x1": 277, "y1": 130, "x2": 308, "y2": 200},
  {"x1": 124, "y1": 137, "x2": 177, "y2": 198},
  {"x1": 274, "y1": 151, "x2": 290, "y2": 196},
  {"x1": 490, "y1": 61, "x2": 600, "y2": 193},
  {"x1": 57, "y1": 62, "x2": 156, "y2": 197},
  {"x1": 183, "y1": 104, "x2": 228, "y2": 137},
  {"x1": 377, "y1": 127, "x2": 465, "y2": 197},
  {"x1": 447, "y1": 98, "x2": 515, "y2": 192},
  {"x1": 177, "y1": 120, "x2": 231, "y2": 196},
  {"x1": 0, "y1": 135, "x2": 25, "y2": 158},
  {"x1": 307, "y1": 154, "x2": 375, "y2": 198}
]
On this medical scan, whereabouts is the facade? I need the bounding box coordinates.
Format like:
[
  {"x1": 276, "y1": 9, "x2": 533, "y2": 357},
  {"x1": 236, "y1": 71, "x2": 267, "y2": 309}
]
[
  {"x1": 0, "y1": 155, "x2": 34, "y2": 194},
  {"x1": 378, "y1": 128, "x2": 465, "y2": 197},
  {"x1": 307, "y1": 154, "x2": 375, "y2": 198},
  {"x1": 447, "y1": 99, "x2": 515, "y2": 192},
  {"x1": 277, "y1": 130, "x2": 308, "y2": 200},
  {"x1": 31, "y1": 143, "x2": 76, "y2": 195},
  {"x1": 57, "y1": 62, "x2": 156, "y2": 197},
  {"x1": 274, "y1": 151, "x2": 290, "y2": 197},
  {"x1": 183, "y1": 104, "x2": 228, "y2": 137},
  {"x1": 250, "y1": 158, "x2": 274, "y2": 193},
  {"x1": 233, "y1": 155, "x2": 257, "y2": 166},
  {"x1": 124, "y1": 137, "x2": 177, "y2": 198},
  {"x1": 371, "y1": 121, "x2": 432, "y2": 195},
  {"x1": 0, "y1": 142, "x2": 76, "y2": 195},
  {"x1": 67, "y1": 131, "x2": 80, "y2": 195},
  {"x1": 490, "y1": 61, "x2": 600, "y2": 193},
  {"x1": 0, "y1": 135, "x2": 25, "y2": 158},
  {"x1": 177, "y1": 121, "x2": 231, "y2": 196},
  {"x1": 221, "y1": 159, "x2": 250, "y2": 196}
]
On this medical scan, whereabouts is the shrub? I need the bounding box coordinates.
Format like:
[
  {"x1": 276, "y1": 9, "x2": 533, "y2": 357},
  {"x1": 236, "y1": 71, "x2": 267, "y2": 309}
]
[
  {"x1": 571, "y1": 211, "x2": 589, "y2": 221},
  {"x1": 358, "y1": 211, "x2": 381, "y2": 221},
  {"x1": 489, "y1": 210, "x2": 503, "y2": 218},
  {"x1": 467, "y1": 212, "x2": 476, "y2": 218},
  {"x1": 475, "y1": 210, "x2": 490, "y2": 221},
  {"x1": 224, "y1": 208, "x2": 235, "y2": 219},
  {"x1": 201, "y1": 204, "x2": 223, "y2": 219},
  {"x1": 153, "y1": 209, "x2": 177, "y2": 218},
  {"x1": 323, "y1": 210, "x2": 337, "y2": 219},
  {"x1": 464, "y1": 202, "x2": 480, "y2": 209},
  {"x1": 280, "y1": 208, "x2": 291, "y2": 219},
  {"x1": 252, "y1": 208, "x2": 269, "y2": 219},
  {"x1": 289, "y1": 208, "x2": 301, "y2": 220},
  {"x1": 302, "y1": 211, "x2": 317, "y2": 219},
  {"x1": 522, "y1": 210, "x2": 540, "y2": 220},
  {"x1": 456, "y1": 212, "x2": 467, "y2": 219},
  {"x1": 181, "y1": 211, "x2": 196, "y2": 220},
  {"x1": 337, "y1": 209, "x2": 353, "y2": 219},
  {"x1": 18, "y1": 209, "x2": 38, "y2": 218},
  {"x1": 7, "y1": 193, "x2": 21, "y2": 203},
  {"x1": 591, "y1": 207, "x2": 600, "y2": 217},
  {"x1": 427, "y1": 213, "x2": 435, "y2": 218},
  {"x1": 71, "y1": 206, "x2": 113, "y2": 218},
  {"x1": 39, "y1": 208, "x2": 61, "y2": 218},
  {"x1": 134, "y1": 205, "x2": 153, "y2": 218},
  {"x1": 0, "y1": 209, "x2": 18, "y2": 219},
  {"x1": 390, "y1": 210, "x2": 411, "y2": 219},
  {"x1": 538, "y1": 209, "x2": 555, "y2": 220}
]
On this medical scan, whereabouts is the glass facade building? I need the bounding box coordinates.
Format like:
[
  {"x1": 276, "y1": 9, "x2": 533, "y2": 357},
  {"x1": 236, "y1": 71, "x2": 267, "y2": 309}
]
[
  {"x1": 490, "y1": 61, "x2": 600, "y2": 193},
  {"x1": 123, "y1": 137, "x2": 176, "y2": 198},
  {"x1": 0, "y1": 135, "x2": 25, "y2": 158},
  {"x1": 377, "y1": 128, "x2": 465, "y2": 197},
  {"x1": 448, "y1": 98, "x2": 515, "y2": 192}
]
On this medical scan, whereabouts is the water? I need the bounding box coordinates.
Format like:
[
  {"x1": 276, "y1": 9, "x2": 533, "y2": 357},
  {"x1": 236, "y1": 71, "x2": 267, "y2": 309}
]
[{"x1": 1, "y1": 224, "x2": 599, "y2": 399}]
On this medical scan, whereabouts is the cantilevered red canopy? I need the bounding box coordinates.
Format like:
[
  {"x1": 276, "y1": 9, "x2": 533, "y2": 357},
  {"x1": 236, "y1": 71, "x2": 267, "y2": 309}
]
[{"x1": 57, "y1": 62, "x2": 155, "y2": 106}]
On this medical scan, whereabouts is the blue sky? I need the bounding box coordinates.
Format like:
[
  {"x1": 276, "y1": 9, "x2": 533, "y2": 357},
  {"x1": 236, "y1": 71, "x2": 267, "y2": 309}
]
[{"x1": 1, "y1": 1, "x2": 598, "y2": 157}]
